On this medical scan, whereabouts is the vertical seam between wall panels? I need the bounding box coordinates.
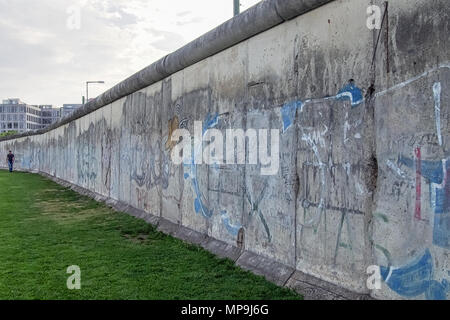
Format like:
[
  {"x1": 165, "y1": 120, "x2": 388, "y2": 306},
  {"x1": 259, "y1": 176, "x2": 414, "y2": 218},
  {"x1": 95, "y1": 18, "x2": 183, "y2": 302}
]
[
  {"x1": 108, "y1": 104, "x2": 112, "y2": 199},
  {"x1": 369, "y1": 0, "x2": 381, "y2": 291},
  {"x1": 180, "y1": 70, "x2": 185, "y2": 223},
  {"x1": 118, "y1": 100, "x2": 122, "y2": 206},
  {"x1": 293, "y1": 31, "x2": 300, "y2": 269},
  {"x1": 241, "y1": 39, "x2": 250, "y2": 251},
  {"x1": 159, "y1": 82, "x2": 163, "y2": 219},
  {"x1": 129, "y1": 94, "x2": 133, "y2": 208}
]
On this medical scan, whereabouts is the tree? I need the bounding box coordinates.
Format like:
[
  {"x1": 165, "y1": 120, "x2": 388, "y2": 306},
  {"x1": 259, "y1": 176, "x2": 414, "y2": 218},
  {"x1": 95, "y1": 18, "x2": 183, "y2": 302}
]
[{"x1": 0, "y1": 130, "x2": 19, "y2": 138}]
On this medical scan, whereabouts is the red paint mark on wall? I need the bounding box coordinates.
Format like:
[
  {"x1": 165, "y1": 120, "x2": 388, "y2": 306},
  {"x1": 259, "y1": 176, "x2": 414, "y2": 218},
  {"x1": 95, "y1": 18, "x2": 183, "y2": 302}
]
[{"x1": 415, "y1": 147, "x2": 422, "y2": 220}]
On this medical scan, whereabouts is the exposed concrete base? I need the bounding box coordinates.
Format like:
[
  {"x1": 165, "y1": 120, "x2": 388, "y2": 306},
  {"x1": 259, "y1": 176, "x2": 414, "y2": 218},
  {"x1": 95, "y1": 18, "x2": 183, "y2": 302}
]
[
  {"x1": 236, "y1": 251, "x2": 295, "y2": 286},
  {"x1": 173, "y1": 224, "x2": 208, "y2": 246},
  {"x1": 286, "y1": 271, "x2": 374, "y2": 300},
  {"x1": 7, "y1": 168, "x2": 372, "y2": 300},
  {"x1": 157, "y1": 218, "x2": 180, "y2": 237},
  {"x1": 201, "y1": 238, "x2": 242, "y2": 262}
]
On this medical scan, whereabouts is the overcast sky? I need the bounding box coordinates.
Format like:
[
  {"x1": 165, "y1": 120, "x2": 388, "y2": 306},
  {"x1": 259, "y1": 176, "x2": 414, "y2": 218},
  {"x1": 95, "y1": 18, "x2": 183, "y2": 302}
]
[{"x1": 0, "y1": 0, "x2": 261, "y2": 106}]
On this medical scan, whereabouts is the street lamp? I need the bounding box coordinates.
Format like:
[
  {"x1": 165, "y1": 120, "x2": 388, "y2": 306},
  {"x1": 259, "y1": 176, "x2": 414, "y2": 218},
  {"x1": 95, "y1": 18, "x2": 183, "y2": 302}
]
[
  {"x1": 234, "y1": 0, "x2": 240, "y2": 16},
  {"x1": 86, "y1": 81, "x2": 105, "y2": 103}
]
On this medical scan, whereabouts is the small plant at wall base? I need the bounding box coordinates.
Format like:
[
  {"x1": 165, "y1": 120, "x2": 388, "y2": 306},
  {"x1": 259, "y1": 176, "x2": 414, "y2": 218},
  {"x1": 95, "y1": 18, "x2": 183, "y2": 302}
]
[{"x1": 0, "y1": 131, "x2": 18, "y2": 138}]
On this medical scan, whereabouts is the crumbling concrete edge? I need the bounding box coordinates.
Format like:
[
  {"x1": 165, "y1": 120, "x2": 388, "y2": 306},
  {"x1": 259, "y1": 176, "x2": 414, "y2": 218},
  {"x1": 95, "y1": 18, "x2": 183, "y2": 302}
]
[{"x1": 11, "y1": 168, "x2": 373, "y2": 300}]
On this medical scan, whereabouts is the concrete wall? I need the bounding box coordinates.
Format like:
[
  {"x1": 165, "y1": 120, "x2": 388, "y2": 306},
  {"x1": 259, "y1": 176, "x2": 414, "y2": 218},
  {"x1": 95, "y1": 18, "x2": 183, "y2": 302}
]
[{"x1": 1, "y1": 0, "x2": 449, "y2": 300}]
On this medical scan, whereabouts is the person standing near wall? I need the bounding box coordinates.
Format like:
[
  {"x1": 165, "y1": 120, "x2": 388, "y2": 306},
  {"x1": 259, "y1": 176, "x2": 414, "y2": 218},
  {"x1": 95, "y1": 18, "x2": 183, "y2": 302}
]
[{"x1": 6, "y1": 151, "x2": 14, "y2": 172}]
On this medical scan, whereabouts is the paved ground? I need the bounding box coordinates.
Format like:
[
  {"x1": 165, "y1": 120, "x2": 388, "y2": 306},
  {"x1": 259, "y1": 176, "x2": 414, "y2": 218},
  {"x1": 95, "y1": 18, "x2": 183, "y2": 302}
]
[{"x1": 0, "y1": 170, "x2": 301, "y2": 300}]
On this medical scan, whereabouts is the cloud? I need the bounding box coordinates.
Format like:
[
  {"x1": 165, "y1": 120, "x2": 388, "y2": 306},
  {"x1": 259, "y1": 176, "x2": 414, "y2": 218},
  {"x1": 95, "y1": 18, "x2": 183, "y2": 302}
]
[
  {"x1": 176, "y1": 11, "x2": 191, "y2": 17},
  {"x1": 176, "y1": 16, "x2": 205, "y2": 27},
  {"x1": 148, "y1": 29, "x2": 186, "y2": 51}
]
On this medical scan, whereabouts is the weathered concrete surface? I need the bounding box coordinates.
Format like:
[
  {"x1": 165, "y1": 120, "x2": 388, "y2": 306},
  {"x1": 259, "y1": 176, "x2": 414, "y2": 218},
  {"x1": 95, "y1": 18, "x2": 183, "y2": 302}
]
[
  {"x1": 286, "y1": 270, "x2": 374, "y2": 300},
  {"x1": 370, "y1": 0, "x2": 450, "y2": 300},
  {"x1": 1, "y1": 0, "x2": 449, "y2": 300},
  {"x1": 236, "y1": 251, "x2": 296, "y2": 286}
]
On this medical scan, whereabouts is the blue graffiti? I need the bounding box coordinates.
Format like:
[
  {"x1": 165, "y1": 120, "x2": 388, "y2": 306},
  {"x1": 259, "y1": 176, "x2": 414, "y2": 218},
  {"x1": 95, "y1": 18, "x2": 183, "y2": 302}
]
[
  {"x1": 281, "y1": 100, "x2": 303, "y2": 133},
  {"x1": 336, "y1": 82, "x2": 364, "y2": 107},
  {"x1": 399, "y1": 156, "x2": 450, "y2": 249},
  {"x1": 184, "y1": 112, "x2": 242, "y2": 236},
  {"x1": 381, "y1": 249, "x2": 449, "y2": 300},
  {"x1": 281, "y1": 81, "x2": 364, "y2": 133},
  {"x1": 399, "y1": 157, "x2": 443, "y2": 186},
  {"x1": 220, "y1": 211, "x2": 241, "y2": 236},
  {"x1": 203, "y1": 113, "x2": 219, "y2": 135}
]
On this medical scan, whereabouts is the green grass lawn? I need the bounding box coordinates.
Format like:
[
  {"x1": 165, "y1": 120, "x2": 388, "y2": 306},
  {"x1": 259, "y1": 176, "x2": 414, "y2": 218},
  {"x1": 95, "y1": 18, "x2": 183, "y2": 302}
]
[{"x1": 0, "y1": 170, "x2": 301, "y2": 300}]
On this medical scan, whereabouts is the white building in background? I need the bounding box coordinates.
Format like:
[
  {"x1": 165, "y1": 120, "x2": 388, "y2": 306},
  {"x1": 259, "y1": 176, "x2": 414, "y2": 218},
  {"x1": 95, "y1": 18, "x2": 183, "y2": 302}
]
[
  {"x1": 0, "y1": 99, "x2": 42, "y2": 133},
  {"x1": 61, "y1": 104, "x2": 83, "y2": 119},
  {"x1": 0, "y1": 99, "x2": 63, "y2": 133},
  {"x1": 40, "y1": 105, "x2": 61, "y2": 126}
]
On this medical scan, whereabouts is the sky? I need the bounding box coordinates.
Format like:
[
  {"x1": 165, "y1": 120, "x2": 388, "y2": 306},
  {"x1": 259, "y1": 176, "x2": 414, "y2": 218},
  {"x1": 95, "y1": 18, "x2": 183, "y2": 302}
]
[{"x1": 0, "y1": 0, "x2": 262, "y2": 106}]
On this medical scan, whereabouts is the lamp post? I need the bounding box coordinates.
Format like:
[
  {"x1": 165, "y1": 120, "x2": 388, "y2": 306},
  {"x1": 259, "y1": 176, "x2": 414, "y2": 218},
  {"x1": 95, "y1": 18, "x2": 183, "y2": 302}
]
[
  {"x1": 86, "y1": 81, "x2": 105, "y2": 103},
  {"x1": 234, "y1": 0, "x2": 240, "y2": 16}
]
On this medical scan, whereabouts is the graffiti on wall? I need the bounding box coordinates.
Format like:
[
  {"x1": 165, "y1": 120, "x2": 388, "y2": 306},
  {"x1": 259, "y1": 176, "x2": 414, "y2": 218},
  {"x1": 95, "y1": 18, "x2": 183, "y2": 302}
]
[
  {"x1": 380, "y1": 249, "x2": 449, "y2": 300},
  {"x1": 399, "y1": 154, "x2": 450, "y2": 249},
  {"x1": 380, "y1": 77, "x2": 449, "y2": 300},
  {"x1": 277, "y1": 79, "x2": 370, "y2": 268},
  {"x1": 76, "y1": 123, "x2": 98, "y2": 187},
  {"x1": 131, "y1": 140, "x2": 169, "y2": 191},
  {"x1": 280, "y1": 80, "x2": 366, "y2": 231},
  {"x1": 281, "y1": 80, "x2": 364, "y2": 134},
  {"x1": 183, "y1": 112, "x2": 243, "y2": 237},
  {"x1": 391, "y1": 82, "x2": 450, "y2": 250}
]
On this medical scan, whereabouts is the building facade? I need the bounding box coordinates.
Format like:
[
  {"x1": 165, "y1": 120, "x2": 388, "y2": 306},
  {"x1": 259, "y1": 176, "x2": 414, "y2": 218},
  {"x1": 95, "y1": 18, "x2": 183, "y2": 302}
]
[
  {"x1": 40, "y1": 105, "x2": 61, "y2": 126},
  {"x1": 0, "y1": 99, "x2": 63, "y2": 133},
  {"x1": 0, "y1": 99, "x2": 42, "y2": 133},
  {"x1": 61, "y1": 104, "x2": 83, "y2": 119}
]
